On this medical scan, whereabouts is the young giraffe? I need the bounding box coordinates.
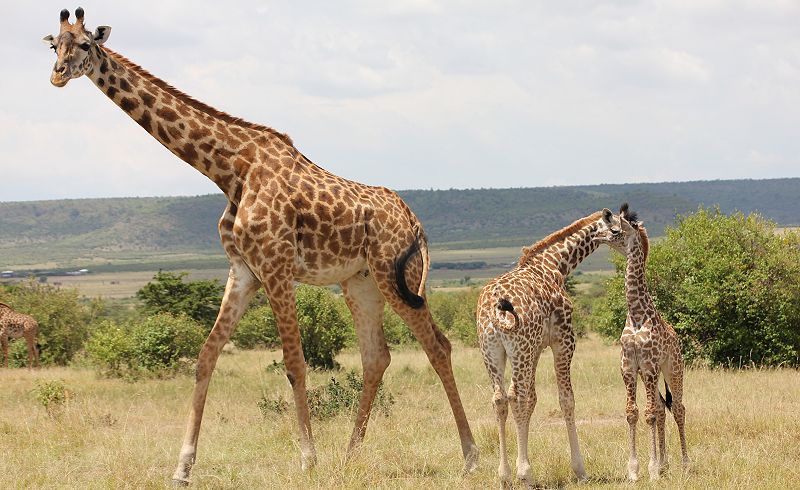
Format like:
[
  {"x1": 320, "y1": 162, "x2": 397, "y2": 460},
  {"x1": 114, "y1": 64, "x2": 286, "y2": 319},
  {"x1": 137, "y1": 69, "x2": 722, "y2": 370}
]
[
  {"x1": 477, "y1": 208, "x2": 621, "y2": 488},
  {"x1": 43, "y1": 8, "x2": 478, "y2": 483},
  {"x1": 598, "y1": 204, "x2": 689, "y2": 481},
  {"x1": 0, "y1": 303, "x2": 40, "y2": 369}
]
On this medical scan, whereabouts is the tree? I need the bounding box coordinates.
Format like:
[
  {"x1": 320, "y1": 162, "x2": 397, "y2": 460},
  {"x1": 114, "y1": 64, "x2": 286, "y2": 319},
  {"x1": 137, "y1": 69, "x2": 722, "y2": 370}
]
[
  {"x1": 594, "y1": 207, "x2": 800, "y2": 367},
  {"x1": 136, "y1": 271, "x2": 223, "y2": 330}
]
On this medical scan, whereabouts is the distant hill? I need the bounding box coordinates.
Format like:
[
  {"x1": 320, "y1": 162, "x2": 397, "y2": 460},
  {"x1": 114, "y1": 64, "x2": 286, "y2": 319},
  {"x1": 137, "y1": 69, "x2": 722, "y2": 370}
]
[{"x1": 1, "y1": 178, "x2": 797, "y2": 267}]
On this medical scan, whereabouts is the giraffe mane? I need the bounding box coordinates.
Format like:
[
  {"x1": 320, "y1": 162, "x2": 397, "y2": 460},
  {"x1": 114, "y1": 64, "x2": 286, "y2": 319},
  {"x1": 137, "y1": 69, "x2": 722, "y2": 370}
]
[
  {"x1": 101, "y1": 47, "x2": 295, "y2": 148},
  {"x1": 518, "y1": 211, "x2": 603, "y2": 266},
  {"x1": 638, "y1": 225, "x2": 650, "y2": 261}
]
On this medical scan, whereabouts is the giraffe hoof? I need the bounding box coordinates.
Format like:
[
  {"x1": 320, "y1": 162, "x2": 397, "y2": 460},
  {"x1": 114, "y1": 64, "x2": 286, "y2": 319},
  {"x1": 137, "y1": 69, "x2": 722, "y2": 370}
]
[
  {"x1": 170, "y1": 477, "x2": 190, "y2": 487},
  {"x1": 300, "y1": 453, "x2": 317, "y2": 472},
  {"x1": 463, "y1": 444, "x2": 480, "y2": 475}
]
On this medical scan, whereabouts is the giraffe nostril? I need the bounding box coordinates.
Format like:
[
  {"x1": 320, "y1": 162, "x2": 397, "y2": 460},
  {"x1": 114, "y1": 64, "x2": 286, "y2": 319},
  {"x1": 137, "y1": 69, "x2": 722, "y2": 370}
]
[{"x1": 57, "y1": 65, "x2": 67, "y2": 74}]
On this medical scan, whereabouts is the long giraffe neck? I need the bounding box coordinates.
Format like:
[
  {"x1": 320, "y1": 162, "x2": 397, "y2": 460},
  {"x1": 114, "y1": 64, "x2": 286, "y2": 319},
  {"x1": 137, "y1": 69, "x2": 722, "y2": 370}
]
[
  {"x1": 624, "y1": 234, "x2": 657, "y2": 321},
  {"x1": 85, "y1": 45, "x2": 294, "y2": 201},
  {"x1": 541, "y1": 224, "x2": 602, "y2": 277},
  {"x1": 519, "y1": 213, "x2": 604, "y2": 278}
]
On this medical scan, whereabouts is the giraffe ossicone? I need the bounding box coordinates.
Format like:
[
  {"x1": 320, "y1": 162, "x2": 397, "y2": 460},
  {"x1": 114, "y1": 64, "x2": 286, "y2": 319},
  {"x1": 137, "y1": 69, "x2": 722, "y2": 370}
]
[
  {"x1": 44, "y1": 7, "x2": 478, "y2": 484},
  {"x1": 597, "y1": 203, "x2": 690, "y2": 482},
  {"x1": 477, "y1": 208, "x2": 620, "y2": 488}
]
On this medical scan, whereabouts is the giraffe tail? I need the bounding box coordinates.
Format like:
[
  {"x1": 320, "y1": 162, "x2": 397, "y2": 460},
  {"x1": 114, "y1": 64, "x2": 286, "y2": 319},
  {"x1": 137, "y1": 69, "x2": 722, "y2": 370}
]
[
  {"x1": 659, "y1": 379, "x2": 673, "y2": 411},
  {"x1": 394, "y1": 231, "x2": 426, "y2": 309},
  {"x1": 495, "y1": 298, "x2": 520, "y2": 331},
  {"x1": 416, "y1": 227, "x2": 430, "y2": 299}
]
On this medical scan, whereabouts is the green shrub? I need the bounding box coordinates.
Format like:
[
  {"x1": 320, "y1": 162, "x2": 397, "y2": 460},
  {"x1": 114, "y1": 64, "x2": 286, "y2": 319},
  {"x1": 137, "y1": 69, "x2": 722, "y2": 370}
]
[
  {"x1": 85, "y1": 320, "x2": 134, "y2": 377},
  {"x1": 0, "y1": 281, "x2": 101, "y2": 366},
  {"x1": 136, "y1": 271, "x2": 223, "y2": 330},
  {"x1": 295, "y1": 285, "x2": 353, "y2": 369},
  {"x1": 231, "y1": 305, "x2": 279, "y2": 349},
  {"x1": 130, "y1": 313, "x2": 206, "y2": 372},
  {"x1": 33, "y1": 379, "x2": 67, "y2": 417},
  {"x1": 594, "y1": 208, "x2": 800, "y2": 367},
  {"x1": 382, "y1": 305, "x2": 415, "y2": 345},
  {"x1": 85, "y1": 313, "x2": 206, "y2": 378},
  {"x1": 427, "y1": 289, "x2": 481, "y2": 346},
  {"x1": 258, "y1": 370, "x2": 394, "y2": 421}
]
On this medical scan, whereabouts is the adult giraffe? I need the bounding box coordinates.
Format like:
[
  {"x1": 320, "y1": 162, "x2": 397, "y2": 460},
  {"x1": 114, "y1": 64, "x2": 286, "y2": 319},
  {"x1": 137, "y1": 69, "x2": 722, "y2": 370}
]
[{"x1": 43, "y1": 8, "x2": 478, "y2": 484}]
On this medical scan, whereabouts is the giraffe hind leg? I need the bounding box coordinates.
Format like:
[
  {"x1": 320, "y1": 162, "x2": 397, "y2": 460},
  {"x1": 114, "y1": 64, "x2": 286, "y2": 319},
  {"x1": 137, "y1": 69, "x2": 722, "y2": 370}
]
[
  {"x1": 340, "y1": 271, "x2": 391, "y2": 457},
  {"x1": 479, "y1": 330, "x2": 511, "y2": 487},
  {"x1": 368, "y1": 248, "x2": 478, "y2": 474}
]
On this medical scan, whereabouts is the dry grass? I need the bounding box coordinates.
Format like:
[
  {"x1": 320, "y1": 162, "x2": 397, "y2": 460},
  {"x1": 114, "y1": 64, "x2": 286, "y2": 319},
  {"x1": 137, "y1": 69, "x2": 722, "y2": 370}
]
[{"x1": 1, "y1": 335, "x2": 798, "y2": 489}]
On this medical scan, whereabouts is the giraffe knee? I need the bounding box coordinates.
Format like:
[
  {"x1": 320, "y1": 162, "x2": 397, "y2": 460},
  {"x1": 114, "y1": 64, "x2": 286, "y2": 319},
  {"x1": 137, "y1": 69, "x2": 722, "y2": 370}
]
[
  {"x1": 433, "y1": 328, "x2": 452, "y2": 355},
  {"x1": 364, "y1": 348, "x2": 391, "y2": 375},
  {"x1": 493, "y1": 392, "x2": 508, "y2": 416},
  {"x1": 626, "y1": 406, "x2": 639, "y2": 425},
  {"x1": 284, "y1": 361, "x2": 307, "y2": 388},
  {"x1": 644, "y1": 408, "x2": 656, "y2": 426}
]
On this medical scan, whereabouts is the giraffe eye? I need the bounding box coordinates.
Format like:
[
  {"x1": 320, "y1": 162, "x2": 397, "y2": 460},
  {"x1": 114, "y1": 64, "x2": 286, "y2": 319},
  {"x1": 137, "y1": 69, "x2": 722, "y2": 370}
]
[
  {"x1": 50, "y1": 44, "x2": 57, "y2": 52},
  {"x1": 79, "y1": 42, "x2": 91, "y2": 51}
]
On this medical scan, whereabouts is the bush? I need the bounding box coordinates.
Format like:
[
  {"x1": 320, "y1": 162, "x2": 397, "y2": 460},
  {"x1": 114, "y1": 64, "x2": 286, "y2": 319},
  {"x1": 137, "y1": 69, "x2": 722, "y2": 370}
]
[
  {"x1": 427, "y1": 289, "x2": 481, "y2": 346},
  {"x1": 33, "y1": 379, "x2": 68, "y2": 417},
  {"x1": 136, "y1": 271, "x2": 223, "y2": 330},
  {"x1": 0, "y1": 281, "x2": 101, "y2": 366},
  {"x1": 382, "y1": 305, "x2": 415, "y2": 345},
  {"x1": 231, "y1": 286, "x2": 352, "y2": 370},
  {"x1": 594, "y1": 208, "x2": 800, "y2": 367},
  {"x1": 258, "y1": 370, "x2": 394, "y2": 421},
  {"x1": 295, "y1": 285, "x2": 352, "y2": 369},
  {"x1": 231, "y1": 305, "x2": 279, "y2": 349},
  {"x1": 86, "y1": 313, "x2": 206, "y2": 378},
  {"x1": 131, "y1": 314, "x2": 206, "y2": 372}
]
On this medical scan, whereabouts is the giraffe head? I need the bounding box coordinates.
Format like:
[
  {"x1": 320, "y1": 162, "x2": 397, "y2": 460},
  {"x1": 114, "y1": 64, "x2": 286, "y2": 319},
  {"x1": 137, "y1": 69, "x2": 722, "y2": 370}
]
[
  {"x1": 598, "y1": 203, "x2": 642, "y2": 254},
  {"x1": 43, "y1": 7, "x2": 111, "y2": 87}
]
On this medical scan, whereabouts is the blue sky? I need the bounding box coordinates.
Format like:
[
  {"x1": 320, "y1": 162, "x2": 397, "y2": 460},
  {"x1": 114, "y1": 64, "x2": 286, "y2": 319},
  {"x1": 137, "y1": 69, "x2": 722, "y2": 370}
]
[{"x1": 1, "y1": 1, "x2": 798, "y2": 202}]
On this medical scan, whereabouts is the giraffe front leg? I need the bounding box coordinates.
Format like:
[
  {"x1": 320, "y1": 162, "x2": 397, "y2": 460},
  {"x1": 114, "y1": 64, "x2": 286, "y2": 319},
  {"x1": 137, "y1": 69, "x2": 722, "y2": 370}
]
[
  {"x1": 265, "y1": 275, "x2": 318, "y2": 472},
  {"x1": 172, "y1": 260, "x2": 260, "y2": 485},
  {"x1": 341, "y1": 272, "x2": 391, "y2": 457},
  {"x1": 621, "y1": 342, "x2": 639, "y2": 482},
  {"x1": 642, "y1": 371, "x2": 661, "y2": 481}
]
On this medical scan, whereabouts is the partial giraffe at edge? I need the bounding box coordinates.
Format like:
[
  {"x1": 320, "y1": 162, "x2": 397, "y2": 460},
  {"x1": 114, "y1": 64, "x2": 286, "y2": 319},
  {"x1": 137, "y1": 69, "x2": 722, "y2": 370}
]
[
  {"x1": 43, "y1": 7, "x2": 478, "y2": 484},
  {"x1": 597, "y1": 203, "x2": 690, "y2": 481},
  {"x1": 0, "y1": 303, "x2": 40, "y2": 369},
  {"x1": 476, "y1": 208, "x2": 621, "y2": 488}
]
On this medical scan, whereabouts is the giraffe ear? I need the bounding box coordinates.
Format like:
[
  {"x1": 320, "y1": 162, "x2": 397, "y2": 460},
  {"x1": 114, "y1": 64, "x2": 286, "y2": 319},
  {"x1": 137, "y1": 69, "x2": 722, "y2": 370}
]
[
  {"x1": 43, "y1": 34, "x2": 55, "y2": 46},
  {"x1": 601, "y1": 208, "x2": 613, "y2": 223},
  {"x1": 93, "y1": 26, "x2": 112, "y2": 45}
]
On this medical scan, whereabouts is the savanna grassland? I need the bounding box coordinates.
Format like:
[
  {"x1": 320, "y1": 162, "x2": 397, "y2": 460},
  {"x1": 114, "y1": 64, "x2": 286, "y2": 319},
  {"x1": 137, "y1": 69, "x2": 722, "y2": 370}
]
[{"x1": 2, "y1": 335, "x2": 798, "y2": 489}]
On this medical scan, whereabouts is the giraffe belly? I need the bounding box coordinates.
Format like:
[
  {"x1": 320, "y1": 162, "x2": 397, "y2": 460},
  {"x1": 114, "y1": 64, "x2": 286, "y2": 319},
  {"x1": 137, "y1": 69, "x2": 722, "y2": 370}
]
[
  {"x1": 4, "y1": 323, "x2": 24, "y2": 338},
  {"x1": 293, "y1": 256, "x2": 368, "y2": 286}
]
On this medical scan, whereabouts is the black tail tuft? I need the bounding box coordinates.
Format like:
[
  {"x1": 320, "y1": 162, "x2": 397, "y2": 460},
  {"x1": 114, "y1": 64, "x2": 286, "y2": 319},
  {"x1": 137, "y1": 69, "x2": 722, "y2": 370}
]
[
  {"x1": 659, "y1": 379, "x2": 673, "y2": 411},
  {"x1": 395, "y1": 237, "x2": 425, "y2": 309},
  {"x1": 497, "y1": 298, "x2": 515, "y2": 313}
]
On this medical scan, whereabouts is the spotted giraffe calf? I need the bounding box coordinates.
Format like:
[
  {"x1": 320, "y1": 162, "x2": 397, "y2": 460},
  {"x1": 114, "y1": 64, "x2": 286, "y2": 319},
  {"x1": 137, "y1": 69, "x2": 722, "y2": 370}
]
[
  {"x1": 0, "y1": 303, "x2": 40, "y2": 369},
  {"x1": 597, "y1": 204, "x2": 689, "y2": 481},
  {"x1": 477, "y1": 209, "x2": 620, "y2": 488}
]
